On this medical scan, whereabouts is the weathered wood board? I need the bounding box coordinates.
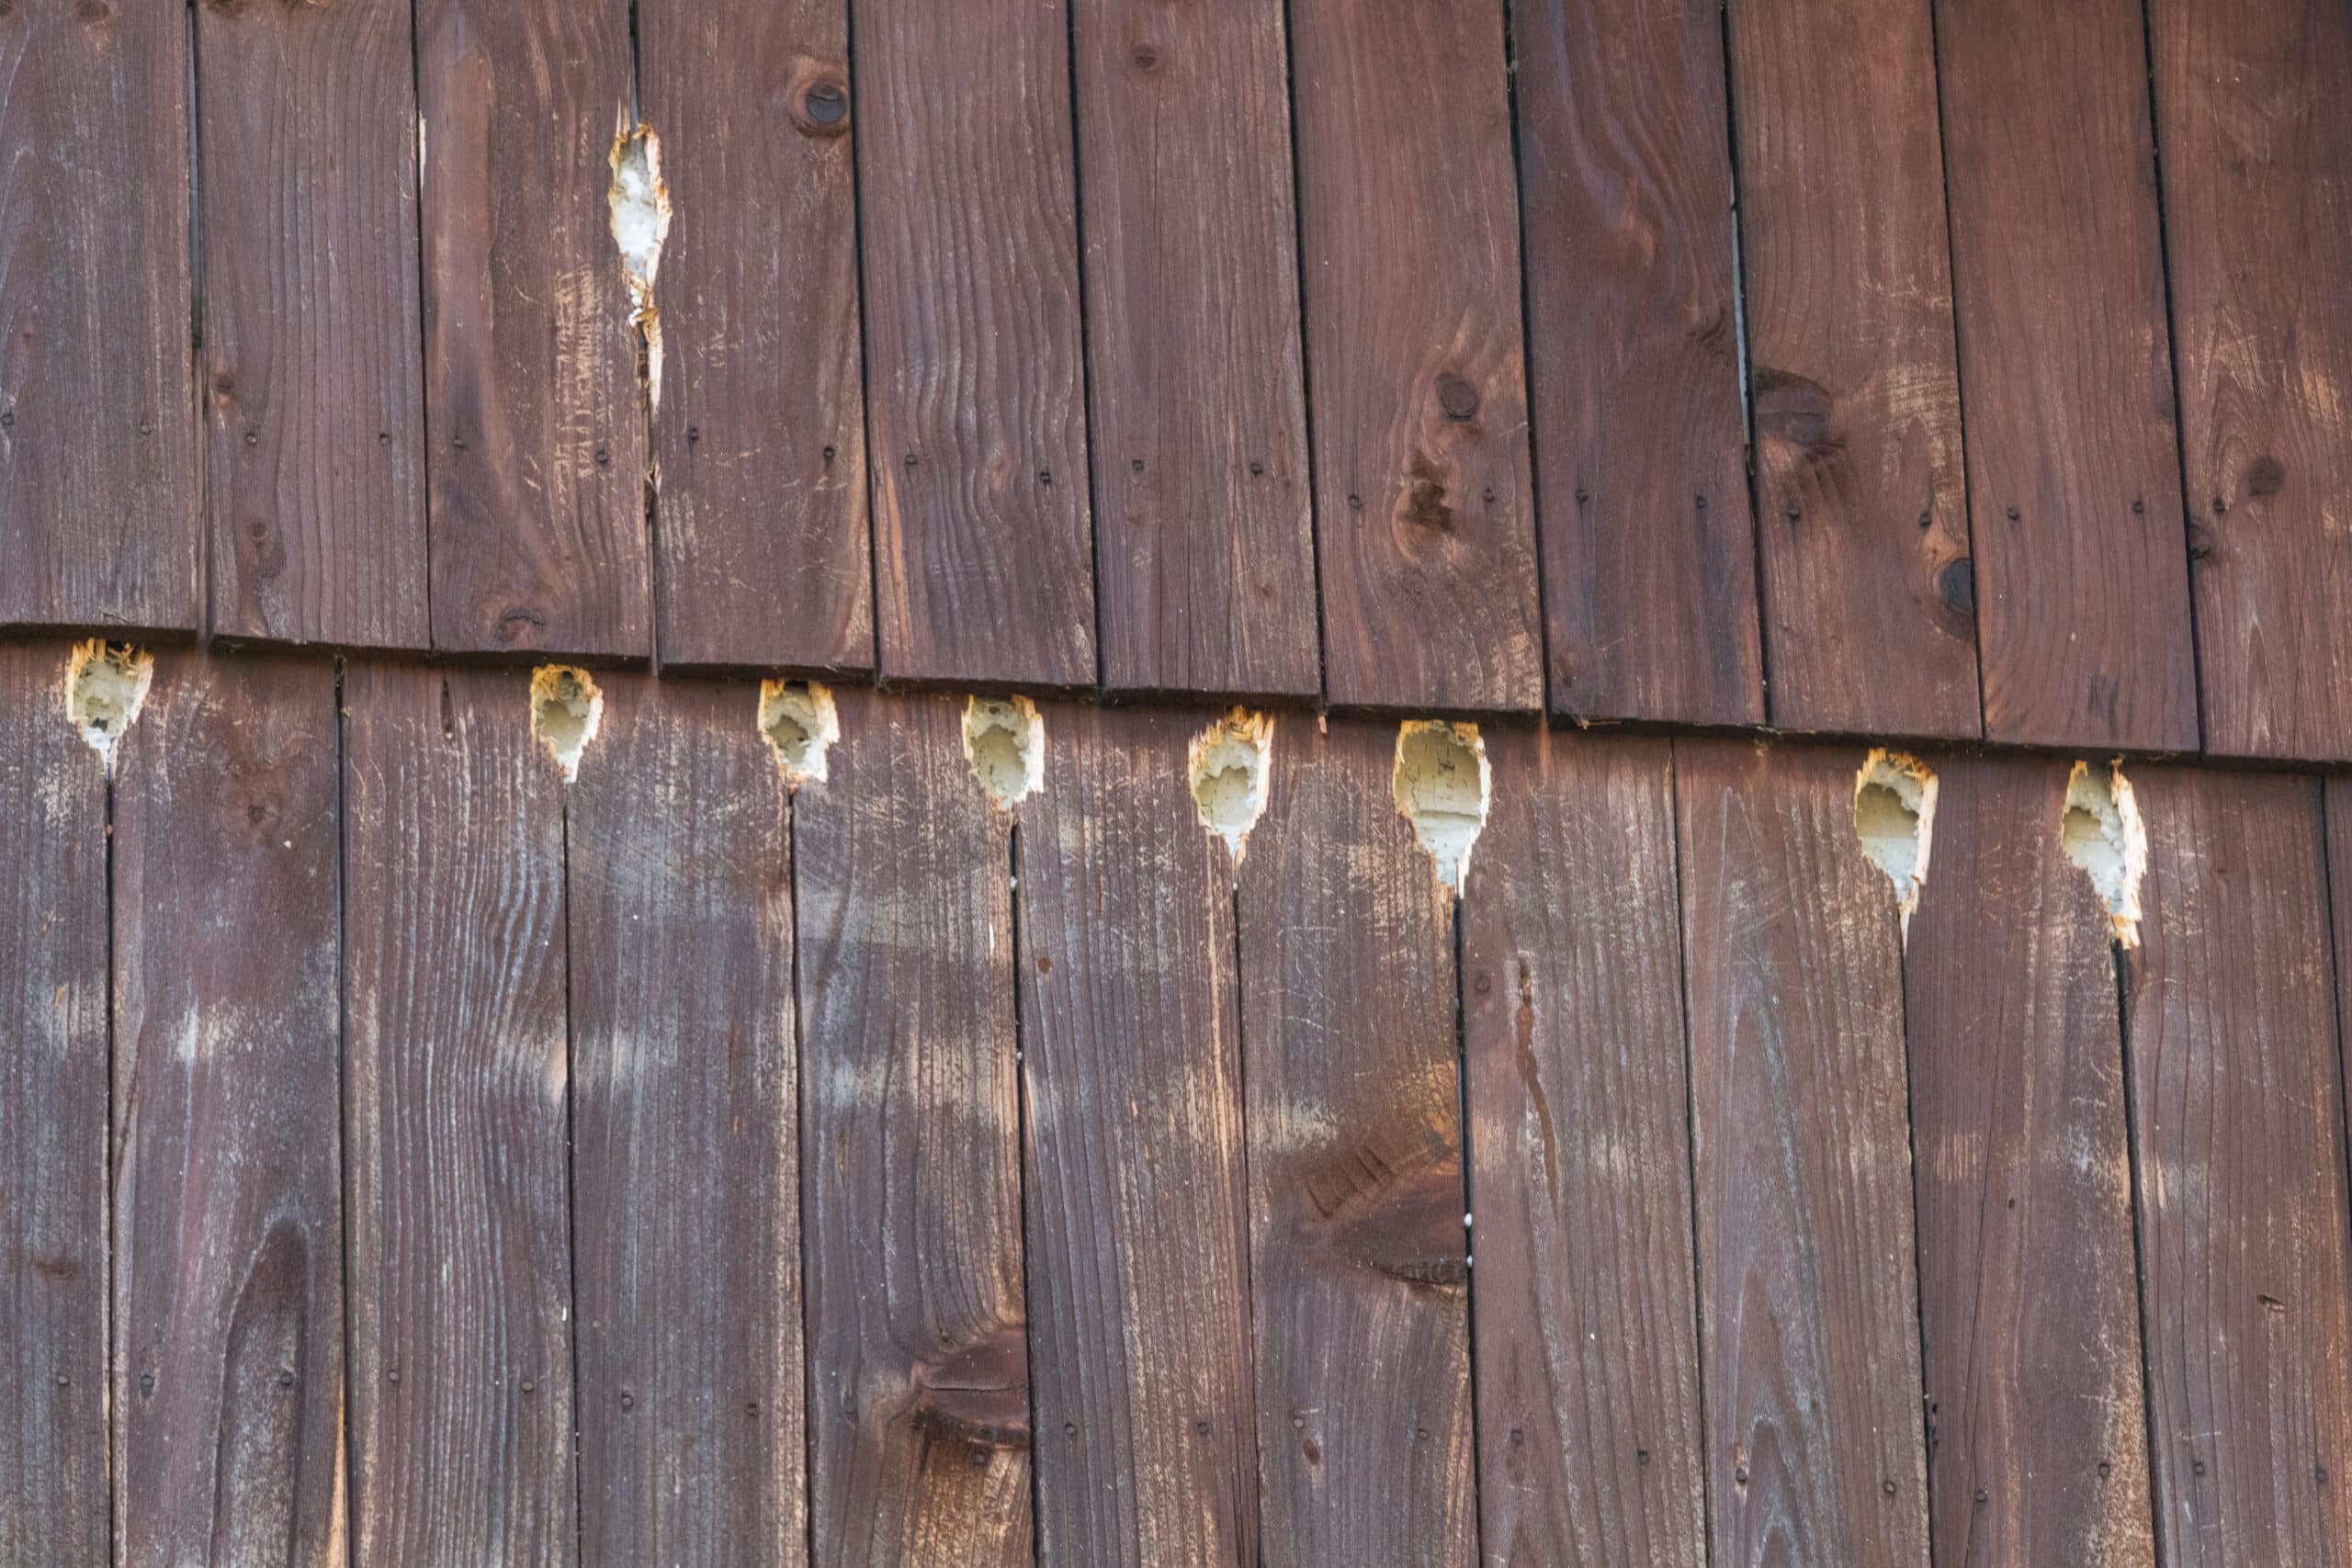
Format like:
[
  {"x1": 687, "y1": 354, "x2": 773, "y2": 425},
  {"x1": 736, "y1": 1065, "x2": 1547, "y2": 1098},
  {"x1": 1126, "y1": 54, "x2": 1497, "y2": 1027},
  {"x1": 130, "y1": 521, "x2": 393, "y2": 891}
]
[
  {"x1": 1727, "y1": 0, "x2": 1978, "y2": 739},
  {"x1": 1076, "y1": 0, "x2": 1318, "y2": 703},
  {"x1": 1901, "y1": 755, "x2": 2154, "y2": 1566},
  {"x1": 797, "y1": 687, "x2": 1033, "y2": 1565},
  {"x1": 1016, "y1": 704, "x2": 1256, "y2": 1565},
  {"x1": 1238, "y1": 718, "x2": 1474, "y2": 1560},
  {"x1": 416, "y1": 0, "x2": 646, "y2": 659},
  {"x1": 858, "y1": 0, "x2": 1095, "y2": 689},
  {"x1": 566, "y1": 674, "x2": 804, "y2": 1562},
  {"x1": 1464, "y1": 728, "x2": 1707, "y2": 1566},
  {"x1": 112, "y1": 653, "x2": 345, "y2": 1563},
  {"x1": 1675, "y1": 739, "x2": 1932, "y2": 1567},
  {"x1": 0, "y1": 643, "x2": 107, "y2": 1566},
  {"x1": 197, "y1": 0, "x2": 429, "y2": 651},
  {"x1": 2132, "y1": 769, "x2": 2352, "y2": 1562},
  {"x1": 0, "y1": 0, "x2": 196, "y2": 636},
  {"x1": 343, "y1": 663, "x2": 577, "y2": 1562},
  {"x1": 639, "y1": 0, "x2": 871, "y2": 675},
  {"x1": 1513, "y1": 0, "x2": 1763, "y2": 728},
  {"x1": 1292, "y1": 0, "x2": 1543, "y2": 714}
]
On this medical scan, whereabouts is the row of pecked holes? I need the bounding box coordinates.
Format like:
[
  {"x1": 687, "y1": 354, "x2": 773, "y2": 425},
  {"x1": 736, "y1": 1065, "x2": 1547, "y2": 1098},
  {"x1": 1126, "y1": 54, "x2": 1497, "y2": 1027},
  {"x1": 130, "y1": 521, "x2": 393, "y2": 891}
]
[{"x1": 58, "y1": 642, "x2": 2144, "y2": 928}]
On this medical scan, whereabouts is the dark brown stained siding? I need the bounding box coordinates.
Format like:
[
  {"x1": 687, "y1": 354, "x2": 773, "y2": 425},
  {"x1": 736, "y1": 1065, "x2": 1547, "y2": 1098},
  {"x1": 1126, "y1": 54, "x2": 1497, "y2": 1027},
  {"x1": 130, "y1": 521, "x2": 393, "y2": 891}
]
[
  {"x1": 111, "y1": 653, "x2": 345, "y2": 1564},
  {"x1": 1293, "y1": 0, "x2": 1544, "y2": 715},
  {"x1": 1938, "y1": 0, "x2": 2195, "y2": 752},
  {"x1": 640, "y1": 0, "x2": 871, "y2": 676},
  {"x1": 1674, "y1": 739, "x2": 1932, "y2": 1568},
  {"x1": 797, "y1": 687, "x2": 1034, "y2": 1566},
  {"x1": 1463, "y1": 728, "x2": 1707, "y2": 1567},
  {"x1": 343, "y1": 664, "x2": 578, "y2": 1563},
  {"x1": 1513, "y1": 0, "x2": 1763, "y2": 728},
  {"x1": 198, "y1": 0, "x2": 429, "y2": 652},
  {"x1": 2132, "y1": 769, "x2": 2352, "y2": 1563},
  {"x1": 1727, "y1": 0, "x2": 1978, "y2": 739},
  {"x1": 1016, "y1": 704, "x2": 1257, "y2": 1566},
  {"x1": 2159, "y1": 0, "x2": 2352, "y2": 762},
  {"x1": 1900, "y1": 755, "x2": 2154, "y2": 1568},
  {"x1": 0, "y1": 0, "x2": 195, "y2": 636},
  {"x1": 858, "y1": 0, "x2": 1095, "y2": 690},
  {"x1": 1077, "y1": 0, "x2": 1318, "y2": 703},
  {"x1": 418, "y1": 0, "x2": 647, "y2": 660},
  {"x1": 567, "y1": 674, "x2": 805, "y2": 1563},
  {"x1": 1238, "y1": 719, "x2": 1474, "y2": 1561},
  {"x1": 0, "y1": 643, "x2": 107, "y2": 1567}
]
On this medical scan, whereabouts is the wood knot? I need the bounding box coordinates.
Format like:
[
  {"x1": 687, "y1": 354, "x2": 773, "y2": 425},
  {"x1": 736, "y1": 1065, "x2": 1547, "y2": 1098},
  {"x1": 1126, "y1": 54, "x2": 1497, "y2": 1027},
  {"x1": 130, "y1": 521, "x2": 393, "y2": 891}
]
[
  {"x1": 1434, "y1": 373, "x2": 1480, "y2": 422},
  {"x1": 1752, "y1": 367, "x2": 1836, "y2": 455},
  {"x1": 1937, "y1": 558, "x2": 1974, "y2": 616},
  {"x1": 2246, "y1": 455, "x2": 2286, "y2": 497}
]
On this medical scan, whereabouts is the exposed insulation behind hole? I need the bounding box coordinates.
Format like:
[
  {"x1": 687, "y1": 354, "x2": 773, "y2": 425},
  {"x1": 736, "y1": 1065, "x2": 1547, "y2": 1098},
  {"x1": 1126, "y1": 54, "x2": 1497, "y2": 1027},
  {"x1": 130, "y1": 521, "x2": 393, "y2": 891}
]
[
  {"x1": 64, "y1": 639, "x2": 153, "y2": 761},
  {"x1": 529, "y1": 665, "x2": 604, "y2": 782},
  {"x1": 964, "y1": 696, "x2": 1043, "y2": 809},
  {"x1": 1188, "y1": 708, "x2": 1273, "y2": 862},
  {"x1": 608, "y1": 112, "x2": 673, "y2": 411},
  {"x1": 1853, "y1": 748, "x2": 1937, "y2": 937},
  {"x1": 1393, "y1": 720, "x2": 1488, "y2": 892},
  {"x1": 760, "y1": 680, "x2": 840, "y2": 787},
  {"x1": 2062, "y1": 760, "x2": 2147, "y2": 948}
]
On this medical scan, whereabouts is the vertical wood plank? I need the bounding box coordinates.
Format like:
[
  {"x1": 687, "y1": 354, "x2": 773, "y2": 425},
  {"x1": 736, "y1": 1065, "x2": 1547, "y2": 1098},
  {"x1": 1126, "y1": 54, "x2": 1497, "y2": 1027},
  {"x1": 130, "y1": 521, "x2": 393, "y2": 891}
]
[
  {"x1": 197, "y1": 0, "x2": 429, "y2": 651},
  {"x1": 1726, "y1": 0, "x2": 1979, "y2": 739},
  {"x1": 1462, "y1": 729, "x2": 1708, "y2": 1567},
  {"x1": 112, "y1": 652, "x2": 345, "y2": 1564},
  {"x1": 1292, "y1": 0, "x2": 1544, "y2": 714},
  {"x1": 858, "y1": 0, "x2": 1095, "y2": 689},
  {"x1": 418, "y1": 0, "x2": 646, "y2": 659},
  {"x1": 567, "y1": 675, "x2": 803, "y2": 1564},
  {"x1": 1237, "y1": 720, "x2": 1473, "y2": 1561},
  {"x1": 1017, "y1": 705, "x2": 1255, "y2": 1565},
  {"x1": 639, "y1": 0, "x2": 870, "y2": 675},
  {"x1": 344, "y1": 664, "x2": 576, "y2": 1563},
  {"x1": 0, "y1": 0, "x2": 196, "y2": 634},
  {"x1": 1512, "y1": 0, "x2": 1764, "y2": 728},
  {"x1": 2157, "y1": 0, "x2": 2352, "y2": 761},
  {"x1": 1674, "y1": 739, "x2": 1932, "y2": 1567},
  {"x1": 1901, "y1": 756, "x2": 2154, "y2": 1567},
  {"x1": 798, "y1": 688, "x2": 1033, "y2": 1566},
  {"x1": 2131, "y1": 770, "x2": 2352, "y2": 1562},
  {"x1": 0, "y1": 643, "x2": 107, "y2": 1566},
  {"x1": 1076, "y1": 0, "x2": 1318, "y2": 702},
  {"x1": 1937, "y1": 0, "x2": 2196, "y2": 751}
]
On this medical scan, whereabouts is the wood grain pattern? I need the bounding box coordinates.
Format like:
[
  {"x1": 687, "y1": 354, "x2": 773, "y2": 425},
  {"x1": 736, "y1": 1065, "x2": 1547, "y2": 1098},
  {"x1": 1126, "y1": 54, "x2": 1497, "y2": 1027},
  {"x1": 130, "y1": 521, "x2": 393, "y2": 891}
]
[
  {"x1": 0, "y1": 642, "x2": 107, "y2": 1566},
  {"x1": 1938, "y1": 0, "x2": 2195, "y2": 750},
  {"x1": 0, "y1": 0, "x2": 196, "y2": 635},
  {"x1": 1292, "y1": 0, "x2": 1543, "y2": 714},
  {"x1": 1237, "y1": 719, "x2": 1473, "y2": 1562},
  {"x1": 639, "y1": 0, "x2": 870, "y2": 675},
  {"x1": 1727, "y1": 0, "x2": 1978, "y2": 739},
  {"x1": 111, "y1": 652, "x2": 345, "y2": 1564},
  {"x1": 1076, "y1": 0, "x2": 1317, "y2": 702},
  {"x1": 1901, "y1": 756, "x2": 2154, "y2": 1567},
  {"x1": 567, "y1": 675, "x2": 803, "y2": 1564},
  {"x1": 858, "y1": 0, "x2": 1095, "y2": 689},
  {"x1": 2131, "y1": 769, "x2": 2352, "y2": 1563},
  {"x1": 1462, "y1": 728, "x2": 1707, "y2": 1567},
  {"x1": 797, "y1": 688, "x2": 1033, "y2": 1566},
  {"x1": 1017, "y1": 705, "x2": 1255, "y2": 1566},
  {"x1": 417, "y1": 0, "x2": 646, "y2": 659},
  {"x1": 1674, "y1": 739, "x2": 1932, "y2": 1568},
  {"x1": 1512, "y1": 0, "x2": 1764, "y2": 728},
  {"x1": 343, "y1": 663, "x2": 576, "y2": 1563},
  {"x1": 197, "y1": 0, "x2": 429, "y2": 651},
  {"x1": 2157, "y1": 0, "x2": 2352, "y2": 761}
]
